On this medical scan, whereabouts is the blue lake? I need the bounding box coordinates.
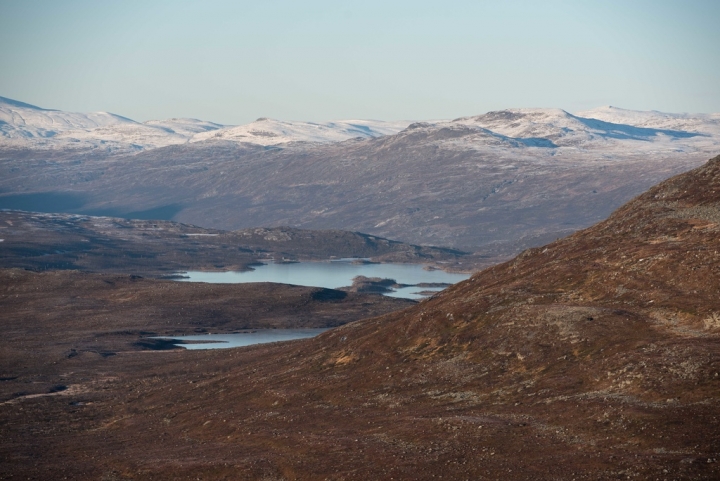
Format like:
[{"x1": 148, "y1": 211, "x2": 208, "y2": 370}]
[
  {"x1": 175, "y1": 260, "x2": 470, "y2": 300},
  {"x1": 153, "y1": 329, "x2": 330, "y2": 350}
]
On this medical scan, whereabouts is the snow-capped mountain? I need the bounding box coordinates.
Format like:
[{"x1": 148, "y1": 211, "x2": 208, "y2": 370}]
[
  {"x1": 385, "y1": 107, "x2": 720, "y2": 158},
  {"x1": 190, "y1": 117, "x2": 412, "y2": 146},
  {"x1": 577, "y1": 105, "x2": 720, "y2": 134},
  {"x1": 0, "y1": 96, "x2": 225, "y2": 152},
  {"x1": 2, "y1": 96, "x2": 718, "y2": 157},
  {"x1": 0, "y1": 96, "x2": 410, "y2": 151},
  {"x1": 0, "y1": 96, "x2": 134, "y2": 139},
  {"x1": 453, "y1": 107, "x2": 719, "y2": 147}
]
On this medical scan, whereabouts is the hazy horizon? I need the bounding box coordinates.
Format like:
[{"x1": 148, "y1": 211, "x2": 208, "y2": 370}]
[{"x1": 1, "y1": 0, "x2": 719, "y2": 124}]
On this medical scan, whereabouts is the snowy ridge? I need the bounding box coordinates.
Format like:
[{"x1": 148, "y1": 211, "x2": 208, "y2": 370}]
[
  {"x1": 450, "y1": 108, "x2": 715, "y2": 144},
  {"x1": 577, "y1": 106, "x2": 720, "y2": 133},
  {"x1": 390, "y1": 107, "x2": 720, "y2": 157},
  {"x1": 0, "y1": 96, "x2": 135, "y2": 138},
  {"x1": 52, "y1": 118, "x2": 229, "y2": 151},
  {"x1": 144, "y1": 118, "x2": 226, "y2": 137},
  {"x1": 190, "y1": 117, "x2": 412, "y2": 146},
  {"x1": 1, "y1": 96, "x2": 719, "y2": 157},
  {"x1": 0, "y1": 96, "x2": 409, "y2": 151},
  {"x1": 0, "y1": 96, "x2": 227, "y2": 152}
]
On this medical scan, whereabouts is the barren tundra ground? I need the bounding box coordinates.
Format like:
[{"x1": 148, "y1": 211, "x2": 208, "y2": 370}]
[{"x1": 1, "y1": 156, "x2": 719, "y2": 480}]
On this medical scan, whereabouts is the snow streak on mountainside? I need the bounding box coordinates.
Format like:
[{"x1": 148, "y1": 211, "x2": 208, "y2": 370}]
[{"x1": 0, "y1": 96, "x2": 410, "y2": 151}]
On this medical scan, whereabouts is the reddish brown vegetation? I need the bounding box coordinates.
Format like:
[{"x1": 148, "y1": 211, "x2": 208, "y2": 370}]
[{"x1": 2, "y1": 156, "x2": 720, "y2": 479}]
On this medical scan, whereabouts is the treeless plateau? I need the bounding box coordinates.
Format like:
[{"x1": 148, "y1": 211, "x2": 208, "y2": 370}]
[{"x1": 2, "y1": 156, "x2": 720, "y2": 480}]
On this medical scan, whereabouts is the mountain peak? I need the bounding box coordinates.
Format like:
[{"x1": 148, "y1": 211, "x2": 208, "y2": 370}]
[{"x1": 0, "y1": 96, "x2": 47, "y2": 111}]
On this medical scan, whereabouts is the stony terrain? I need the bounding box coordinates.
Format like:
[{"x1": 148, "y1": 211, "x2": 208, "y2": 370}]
[
  {"x1": 0, "y1": 267, "x2": 413, "y2": 381},
  {"x1": 0, "y1": 269, "x2": 414, "y2": 480},
  {"x1": 1, "y1": 155, "x2": 719, "y2": 479}
]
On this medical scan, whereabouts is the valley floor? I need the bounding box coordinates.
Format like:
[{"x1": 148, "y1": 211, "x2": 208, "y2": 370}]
[{"x1": 1, "y1": 267, "x2": 718, "y2": 480}]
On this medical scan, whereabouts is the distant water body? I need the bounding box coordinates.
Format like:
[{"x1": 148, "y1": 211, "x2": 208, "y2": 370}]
[
  {"x1": 153, "y1": 329, "x2": 329, "y2": 350},
  {"x1": 175, "y1": 260, "x2": 470, "y2": 300}
]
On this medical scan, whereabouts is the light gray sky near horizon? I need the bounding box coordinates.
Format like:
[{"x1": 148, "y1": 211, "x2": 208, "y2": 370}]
[{"x1": 1, "y1": 0, "x2": 718, "y2": 124}]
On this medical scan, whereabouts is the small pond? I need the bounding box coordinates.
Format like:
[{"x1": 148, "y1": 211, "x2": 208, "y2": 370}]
[
  {"x1": 175, "y1": 260, "x2": 470, "y2": 300},
  {"x1": 152, "y1": 329, "x2": 330, "y2": 350}
]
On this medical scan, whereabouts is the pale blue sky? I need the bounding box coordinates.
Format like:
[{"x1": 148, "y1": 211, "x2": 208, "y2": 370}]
[{"x1": 1, "y1": 0, "x2": 718, "y2": 124}]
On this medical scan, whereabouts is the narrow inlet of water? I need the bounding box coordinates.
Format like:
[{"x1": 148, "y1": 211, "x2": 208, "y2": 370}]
[{"x1": 152, "y1": 329, "x2": 329, "y2": 350}]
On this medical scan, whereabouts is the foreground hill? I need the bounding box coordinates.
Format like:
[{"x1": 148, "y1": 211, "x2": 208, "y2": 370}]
[{"x1": 2, "y1": 156, "x2": 718, "y2": 479}]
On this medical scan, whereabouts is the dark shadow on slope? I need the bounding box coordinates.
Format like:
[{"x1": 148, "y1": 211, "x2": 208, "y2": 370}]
[
  {"x1": 311, "y1": 288, "x2": 348, "y2": 301},
  {"x1": 0, "y1": 192, "x2": 88, "y2": 213},
  {"x1": 574, "y1": 115, "x2": 706, "y2": 140}
]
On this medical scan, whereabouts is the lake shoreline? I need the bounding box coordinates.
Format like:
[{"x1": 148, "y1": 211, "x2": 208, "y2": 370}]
[
  {"x1": 150, "y1": 328, "x2": 332, "y2": 350},
  {"x1": 174, "y1": 259, "x2": 471, "y2": 300}
]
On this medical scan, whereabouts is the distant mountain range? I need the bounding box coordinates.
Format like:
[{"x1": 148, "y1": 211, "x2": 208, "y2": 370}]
[
  {"x1": 3, "y1": 96, "x2": 719, "y2": 154},
  {"x1": 3, "y1": 96, "x2": 719, "y2": 153},
  {"x1": 0, "y1": 96, "x2": 410, "y2": 151},
  {"x1": 1, "y1": 96, "x2": 719, "y2": 253}
]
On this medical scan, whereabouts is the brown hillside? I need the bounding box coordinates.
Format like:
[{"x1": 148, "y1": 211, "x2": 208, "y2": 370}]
[{"x1": 2, "y1": 156, "x2": 720, "y2": 480}]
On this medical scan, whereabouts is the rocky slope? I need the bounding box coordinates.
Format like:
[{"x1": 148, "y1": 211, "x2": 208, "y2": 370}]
[{"x1": 2, "y1": 155, "x2": 719, "y2": 479}]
